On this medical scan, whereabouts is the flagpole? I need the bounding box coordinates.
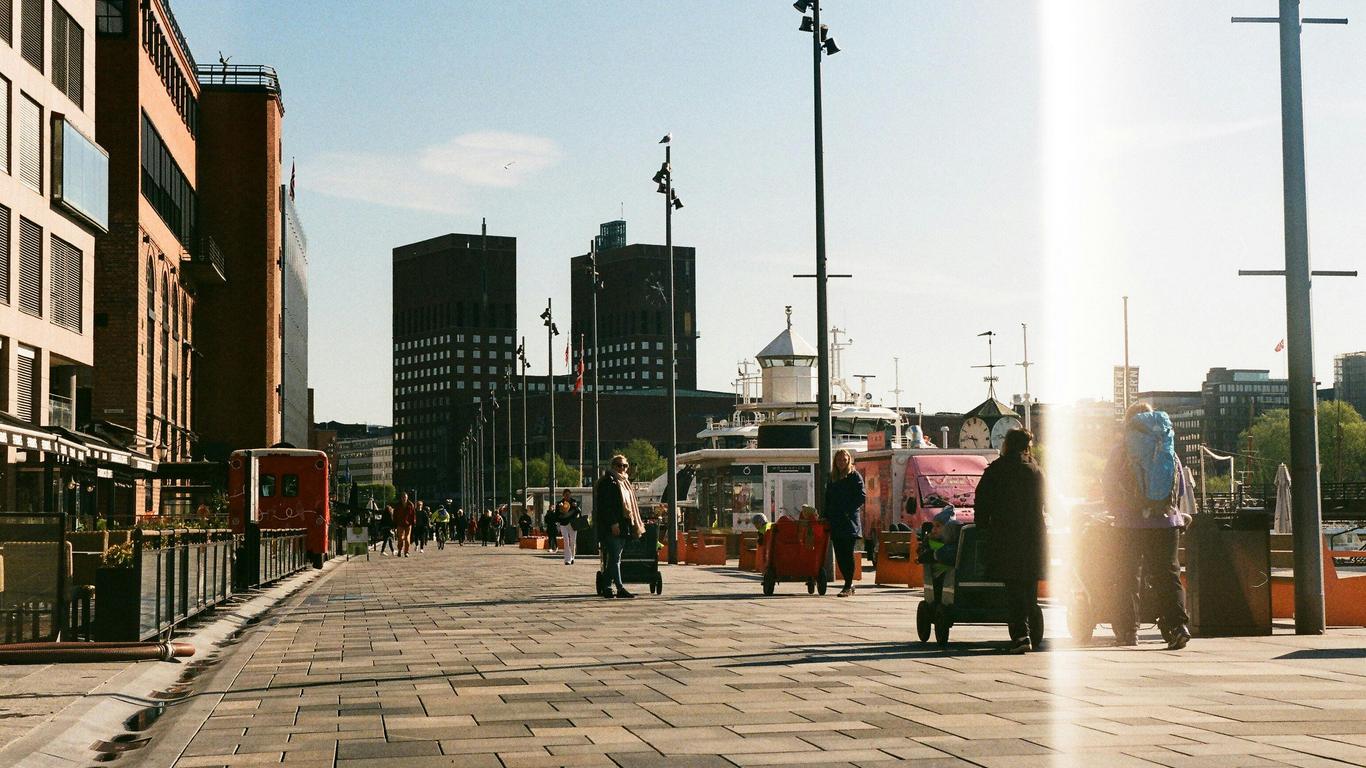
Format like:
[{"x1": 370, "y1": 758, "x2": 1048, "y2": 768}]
[{"x1": 578, "y1": 334, "x2": 585, "y2": 485}]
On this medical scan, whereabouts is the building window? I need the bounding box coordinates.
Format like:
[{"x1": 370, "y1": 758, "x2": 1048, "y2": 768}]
[
  {"x1": 0, "y1": 76, "x2": 8, "y2": 176},
  {"x1": 140, "y1": 113, "x2": 195, "y2": 247},
  {"x1": 15, "y1": 344, "x2": 35, "y2": 423},
  {"x1": 48, "y1": 233, "x2": 79, "y2": 331},
  {"x1": 50, "y1": 2, "x2": 81, "y2": 108},
  {"x1": 0, "y1": 204, "x2": 8, "y2": 305},
  {"x1": 17, "y1": 216, "x2": 41, "y2": 316},
  {"x1": 139, "y1": 2, "x2": 196, "y2": 135},
  {"x1": 95, "y1": 0, "x2": 124, "y2": 34},
  {"x1": 17, "y1": 92, "x2": 40, "y2": 192},
  {"x1": 52, "y1": 117, "x2": 109, "y2": 231},
  {"x1": 20, "y1": 0, "x2": 41, "y2": 72}
]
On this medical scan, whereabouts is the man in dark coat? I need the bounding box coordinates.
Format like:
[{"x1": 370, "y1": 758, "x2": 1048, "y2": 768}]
[{"x1": 975, "y1": 428, "x2": 1047, "y2": 653}]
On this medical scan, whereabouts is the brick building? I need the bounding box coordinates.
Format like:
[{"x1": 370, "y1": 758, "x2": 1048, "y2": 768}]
[
  {"x1": 392, "y1": 228, "x2": 517, "y2": 502},
  {"x1": 570, "y1": 221, "x2": 697, "y2": 392},
  {"x1": 92, "y1": 0, "x2": 214, "y2": 515},
  {"x1": 193, "y1": 65, "x2": 294, "y2": 460},
  {"x1": 0, "y1": 0, "x2": 110, "y2": 513}
]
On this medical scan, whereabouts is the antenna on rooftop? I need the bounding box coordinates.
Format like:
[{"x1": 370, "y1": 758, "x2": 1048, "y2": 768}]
[{"x1": 972, "y1": 330, "x2": 1001, "y2": 400}]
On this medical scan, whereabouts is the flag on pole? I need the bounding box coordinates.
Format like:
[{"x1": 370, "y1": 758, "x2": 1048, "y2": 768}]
[
  {"x1": 1274, "y1": 339, "x2": 1285, "y2": 352},
  {"x1": 573, "y1": 338, "x2": 585, "y2": 393},
  {"x1": 564, "y1": 342, "x2": 571, "y2": 372},
  {"x1": 289, "y1": 160, "x2": 296, "y2": 201}
]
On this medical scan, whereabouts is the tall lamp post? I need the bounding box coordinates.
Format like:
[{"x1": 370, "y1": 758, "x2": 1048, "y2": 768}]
[
  {"x1": 590, "y1": 242, "x2": 603, "y2": 481},
  {"x1": 505, "y1": 365, "x2": 514, "y2": 517},
  {"x1": 490, "y1": 385, "x2": 498, "y2": 517},
  {"x1": 476, "y1": 402, "x2": 486, "y2": 514},
  {"x1": 793, "y1": 0, "x2": 840, "y2": 512},
  {"x1": 518, "y1": 338, "x2": 530, "y2": 524},
  {"x1": 542, "y1": 302, "x2": 560, "y2": 518},
  {"x1": 653, "y1": 134, "x2": 684, "y2": 564}
]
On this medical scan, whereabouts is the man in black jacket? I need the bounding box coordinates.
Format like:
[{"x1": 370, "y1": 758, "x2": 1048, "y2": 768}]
[{"x1": 593, "y1": 454, "x2": 639, "y2": 598}]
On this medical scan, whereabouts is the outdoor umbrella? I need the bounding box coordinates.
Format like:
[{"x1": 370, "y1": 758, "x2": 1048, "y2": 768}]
[{"x1": 1273, "y1": 462, "x2": 1293, "y2": 534}]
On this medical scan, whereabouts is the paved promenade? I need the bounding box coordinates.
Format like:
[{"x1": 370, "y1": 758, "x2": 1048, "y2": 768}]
[{"x1": 147, "y1": 544, "x2": 1366, "y2": 768}]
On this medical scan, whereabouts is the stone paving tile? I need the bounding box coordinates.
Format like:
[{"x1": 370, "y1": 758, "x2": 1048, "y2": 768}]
[{"x1": 162, "y1": 546, "x2": 1366, "y2": 767}]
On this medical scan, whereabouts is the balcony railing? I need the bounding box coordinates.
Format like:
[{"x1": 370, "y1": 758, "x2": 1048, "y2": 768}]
[
  {"x1": 182, "y1": 235, "x2": 226, "y2": 285},
  {"x1": 194, "y1": 64, "x2": 283, "y2": 99},
  {"x1": 47, "y1": 393, "x2": 74, "y2": 431}
]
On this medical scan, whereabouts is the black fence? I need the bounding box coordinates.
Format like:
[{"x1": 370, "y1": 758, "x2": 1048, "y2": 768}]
[
  {"x1": 237, "y1": 525, "x2": 308, "y2": 591},
  {"x1": 120, "y1": 529, "x2": 237, "y2": 641},
  {"x1": 0, "y1": 512, "x2": 92, "y2": 642}
]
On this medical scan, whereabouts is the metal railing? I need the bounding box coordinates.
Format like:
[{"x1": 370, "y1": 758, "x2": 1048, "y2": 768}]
[
  {"x1": 194, "y1": 64, "x2": 281, "y2": 94},
  {"x1": 237, "y1": 525, "x2": 308, "y2": 591},
  {"x1": 130, "y1": 528, "x2": 236, "y2": 640},
  {"x1": 184, "y1": 234, "x2": 226, "y2": 282},
  {"x1": 0, "y1": 512, "x2": 92, "y2": 643}
]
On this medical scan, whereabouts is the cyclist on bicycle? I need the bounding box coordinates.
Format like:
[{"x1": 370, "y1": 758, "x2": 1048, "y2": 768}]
[{"x1": 433, "y1": 502, "x2": 452, "y2": 550}]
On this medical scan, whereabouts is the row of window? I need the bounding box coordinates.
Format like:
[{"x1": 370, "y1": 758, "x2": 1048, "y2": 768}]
[
  {"x1": 140, "y1": 112, "x2": 195, "y2": 247},
  {"x1": 0, "y1": 204, "x2": 82, "y2": 331},
  {"x1": 395, "y1": 301, "x2": 515, "y2": 336},
  {"x1": 1, "y1": 0, "x2": 86, "y2": 107},
  {"x1": 138, "y1": 1, "x2": 196, "y2": 136},
  {"x1": 395, "y1": 333, "x2": 514, "y2": 350},
  {"x1": 395, "y1": 347, "x2": 516, "y2": 367}
]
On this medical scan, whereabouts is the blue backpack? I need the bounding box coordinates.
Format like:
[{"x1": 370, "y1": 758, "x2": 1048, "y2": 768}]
[{"x1": 1124, "y1": 411, "x2": 1179, "y2": 504}]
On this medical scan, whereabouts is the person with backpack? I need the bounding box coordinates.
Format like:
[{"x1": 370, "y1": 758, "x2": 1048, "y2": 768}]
[
  {"x1": 1103, "y1": 402, "x2": 1191, "y2": 650},
  {"x1": 433, "y1": 503, "x2": 451, "y2": 549}
]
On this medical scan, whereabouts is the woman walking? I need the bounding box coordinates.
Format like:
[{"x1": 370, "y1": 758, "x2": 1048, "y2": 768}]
[
  {"x1": 823, "y1": 448, "x2": 866, "y2": 597},
  {"x1": 556, "y1": 488, "x2": 583, "y2": 565},
  {"x1": 975, "y1": 428, "x2": 1047, "y2": 653}
]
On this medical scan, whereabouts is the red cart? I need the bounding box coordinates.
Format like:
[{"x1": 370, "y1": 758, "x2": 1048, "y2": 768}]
[{"x1": 761, "y1": 518, "x2": 830, "y2": 596}]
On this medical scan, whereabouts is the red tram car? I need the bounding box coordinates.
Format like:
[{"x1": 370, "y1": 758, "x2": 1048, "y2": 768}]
[{"x1": 227, "y1": 448, "x2": 331, "y2": 567}]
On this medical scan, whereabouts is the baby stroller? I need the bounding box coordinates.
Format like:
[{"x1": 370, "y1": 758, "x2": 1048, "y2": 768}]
[
  {"x1": 596, "y1": 522, "x2": 664, "y2": 596},
  {"x1": 916, "y1": 522, "x2": 1043, "y2": 648}
]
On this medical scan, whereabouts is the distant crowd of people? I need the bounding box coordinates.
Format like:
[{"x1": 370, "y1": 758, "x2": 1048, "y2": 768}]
[{"x1": 368, "y1": 493, "x2": 537, "y2": 555}]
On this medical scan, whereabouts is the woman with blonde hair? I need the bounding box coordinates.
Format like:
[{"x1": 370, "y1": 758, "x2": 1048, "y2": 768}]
[{"x1": 823, "y1": 448, "x2": 866, "y2": 597}]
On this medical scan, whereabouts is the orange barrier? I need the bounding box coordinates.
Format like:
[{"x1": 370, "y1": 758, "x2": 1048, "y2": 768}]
[
  {"x1": 836, "y1": 553, "x2": 863, "y2": 582},
  {"x1": 519, "y1": 536, "x2": 547, "y2": 550},
  {"x1": 686, "y1": 532, "x2": 727, "y2": 566},
  {"x1": 738, "y1": 532, "x2": 760, "y2": 572},
  {"x1": 657, "y1": 535, "x2": 689, "y2": 563},
  {"x1": 875, "y1": 531, "x2": 916, "y2": 586},
  {"x1": 1272, "y1": 543, "x2": 1366, "y2": 626}
]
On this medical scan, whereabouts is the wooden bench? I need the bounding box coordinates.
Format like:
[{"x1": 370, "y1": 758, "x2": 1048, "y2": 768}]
[
  {"x1": 875, "y1": 531, "x2": 918, "y2": 587},
  {"x1": 1271, "y1": 540, "x2": 1366, "y2": 626},
  {"x1": 685, "y1": 532, "x2": 727, "y2": 566},
  {"x1": 738, "y1": 532, "x2": 760, "y2": 572}
]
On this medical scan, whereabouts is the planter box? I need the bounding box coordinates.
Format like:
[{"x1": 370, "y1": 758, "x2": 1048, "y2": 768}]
[
  {"x1": 519, "y1": 536, "x2": 547, "y2": 550},
  {"x1": 686, "y1": 534, "x2": 728, "y2": 566},
  {"x1": 94, "y1": 567, "x2": 141, "y2": 641}
]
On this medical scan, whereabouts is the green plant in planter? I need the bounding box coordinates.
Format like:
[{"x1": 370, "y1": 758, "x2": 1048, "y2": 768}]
[{"x1": 102, "y1": 540, "x2": 135, "y2": 569}]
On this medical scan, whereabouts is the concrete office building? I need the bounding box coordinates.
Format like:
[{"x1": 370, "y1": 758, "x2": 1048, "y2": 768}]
[
  {"x1": 0, "y1": 0, "x2": 109, "y2": 512},
  {"x1": 1335, "y1": 352, "x2": 1366, "y2": 419},
  {"x1": 392, "y1": 229, "x2": 517, "y2": 502},
  {"x1": 570, "y1": 221, "x2": 697, "y2": 393}
]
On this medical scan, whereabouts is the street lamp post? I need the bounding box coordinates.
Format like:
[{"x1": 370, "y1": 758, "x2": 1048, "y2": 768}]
[
  {"x1": 477, "y1": 402, "x2": 485, "y2": 514},
  {"x1": 653, "y1": 135, "x2": 684, "y2": 564},
  {"x1": 518, "y1": 338, "x2": 530, "y2": 526},
  {"x1": 590, "y1": 241, "x2": 602, "y2": 482},
  {"x1": 505, "y1": 366, "x2": 514, "y2": 518},
  {"x1": 793, "y1": 0, "x2": 840, "y2": 513},
  {"x1": 542, "y1": 301, "x2": 560, "y2": 519},
  {"x1": 490, "y1": 385, "x2": 498, "y2": 519}
]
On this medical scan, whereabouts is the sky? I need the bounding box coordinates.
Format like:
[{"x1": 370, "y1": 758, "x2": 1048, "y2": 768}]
[{"x1": 171, "y1": 1, "x2": 1366, "y2": 426}]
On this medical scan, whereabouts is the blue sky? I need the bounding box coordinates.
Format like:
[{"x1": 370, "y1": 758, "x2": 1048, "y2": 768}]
[{"x1": 173, "y1": 1, "x2": 1366, "y2": 426}]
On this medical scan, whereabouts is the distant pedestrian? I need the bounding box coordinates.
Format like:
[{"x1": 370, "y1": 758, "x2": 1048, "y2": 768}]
[
  {"x1": 378, "y1": 504, "x2": 396, "y2": 555},
  {"x1": 396, "y1": 493, "x2": 416, "y2": 557},
  {"x1": 975, "y1": 428, "x2": 1047, "y2": 654},
  {"x1": 414, "y1": 500, "x2": 431, "y2": 553},
  {"x1": 556, "y1": 489, "x2": 583, "y2": 566},
  {"x1": 493, "y1": 508, "x2": 505, "y2": 547},
  {"x1": 479, "y1": 510, "x2": 492, "y2": 547},
  {"x1": 453, "y1": 507, "x2": 468, "y2": 546},
  {"x1": 823, "y1": 448, "x2": 865, "y2": 598},
  {"x1": 544, "y1": 503, "x2": 560, "y2": 553},
  {"x1": 433, "y1": 503, "x2": 451, "y2": 549},
  {"x1": 518, "y1": 508, "x2": 534, "y2": 539},
  {"x1": 594, "y1": 454, "x2": 644, "y2": 598},
  {"x1": 1103, "y1": 403, "x2": 1191, "y2": 650}
]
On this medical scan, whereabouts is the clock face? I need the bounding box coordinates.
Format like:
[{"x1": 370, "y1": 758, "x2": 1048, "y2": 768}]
[
  {"x1": 990, "y1": 416, "x2": 1024, "y2": 449},
  {"x1": 959, "y1": 417, "x2": 991, "y2": 449}
]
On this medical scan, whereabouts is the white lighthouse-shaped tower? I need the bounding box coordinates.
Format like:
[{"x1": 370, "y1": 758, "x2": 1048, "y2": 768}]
[{"x1": 756, "y1": 306, "x2": 818, "y2": 404}]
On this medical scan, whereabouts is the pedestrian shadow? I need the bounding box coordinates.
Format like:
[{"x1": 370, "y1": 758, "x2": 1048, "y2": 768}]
[
  {"x1": 720, "y1": 640, "x2": 1009, "y2": 668},
  {"x1": 1275, "y1": 647, "x2": 1366, "y2": 660}
]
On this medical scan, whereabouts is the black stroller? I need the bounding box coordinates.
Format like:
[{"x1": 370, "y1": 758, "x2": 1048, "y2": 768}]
[
  {"x1": 916, "y1": 523, "x2": 1044, "y2": 648},
  {"x1": 595, "y1": 522, "x2": 664, "y2": 596}
]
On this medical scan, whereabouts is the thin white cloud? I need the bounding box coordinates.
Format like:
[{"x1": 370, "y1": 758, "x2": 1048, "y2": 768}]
[{"x1": 302, "y1": 131, "x2": 562, "y2": 214}]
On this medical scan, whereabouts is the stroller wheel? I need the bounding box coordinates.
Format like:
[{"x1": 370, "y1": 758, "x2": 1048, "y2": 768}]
[
  {"x1": 653, "y1": 572, "x2": 663, "y2": 595},
  {"x1": 934, "y1": 603, "x2": 953, "y2": 647},
  {"x1": 916, "y1": 600, "x2": 932, "y2": 643},
  {"x1": 806, "y1": 578, "x2": 815, "y2": 595},
  {"x1": 762, "y1": 569, "x2": 776, "y2": 596}
]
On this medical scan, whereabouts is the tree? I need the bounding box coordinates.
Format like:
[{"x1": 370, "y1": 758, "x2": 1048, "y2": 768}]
[
  {"x1": 358, "y1": 484, "x2": 397, "y2": 505},
  {"x1": 618, "y1": 439, "x2": 666, "y2": 482},
  {"x1": 523, "y1": 453, "x2": 581, "y2": 488},
  {"x1": 1239, "y1": 401, "x2": 1366, "y2": 486}
]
